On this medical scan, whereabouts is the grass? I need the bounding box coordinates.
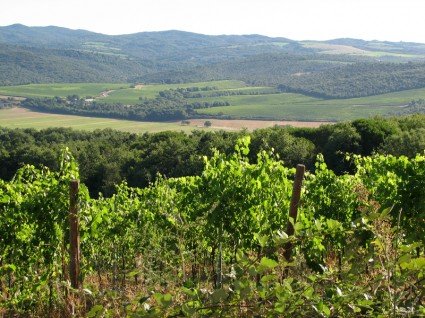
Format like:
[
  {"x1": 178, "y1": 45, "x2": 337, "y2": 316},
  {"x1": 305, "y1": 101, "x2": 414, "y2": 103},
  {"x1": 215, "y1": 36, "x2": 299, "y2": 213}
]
[{"x1": 0, "y1": 83, "x2": 131, "y2": 99}]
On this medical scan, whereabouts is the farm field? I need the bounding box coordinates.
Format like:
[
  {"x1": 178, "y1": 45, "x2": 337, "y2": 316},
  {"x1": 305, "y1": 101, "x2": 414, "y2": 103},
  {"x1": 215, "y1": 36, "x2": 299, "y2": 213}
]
[
  {"x1": 1, "y1": 81, "x2": 424, "y2": 121},
  {"x1": 195, "y1": 88, "x2": 425, "y2": 121},
  {"x1": 98, "y1": 80, "x2": 247, "y2": 103},
  {"x1": 196, "y1": 97, "x2": 402, "y2": 121},
  {"x1": 100, "y1": 85, "x2": 275, "y2": 104},
  {"x1": 0, "y1": 83, "x2": 131, "y2": 98},
  {"x1": 0, "y1": 80, "x2": 246, "y2": 102},
  {"x1": 0, "y1": 81, "x2": 244, "y2": 100},
  {"x1": 0, "y1": 108, "x2": 328, "y2": 132},
  {"x1": 0, "y1": 108, "x2": 196, "y2": 133}
]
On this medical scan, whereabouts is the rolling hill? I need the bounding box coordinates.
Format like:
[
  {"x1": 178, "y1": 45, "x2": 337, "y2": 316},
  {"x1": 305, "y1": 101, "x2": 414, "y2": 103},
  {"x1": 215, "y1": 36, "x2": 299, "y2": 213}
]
[{"x1": 2, "y1": 24, "x2": 425, "y2": 99}]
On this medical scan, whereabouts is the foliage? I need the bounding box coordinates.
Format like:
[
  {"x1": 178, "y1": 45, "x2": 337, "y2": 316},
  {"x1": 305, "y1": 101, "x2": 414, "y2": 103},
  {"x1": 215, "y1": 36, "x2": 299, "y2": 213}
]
[
  {"x1": 21, "y1": 93, "x2": 230, "y2": 121},
  {"x1": 0, "y1": 114, "x2": 424, "y2": 197},
  {"x1": 0, "y1": 44, "x2": 147, "y2": 86},
  {"x1": 395, "y1": 99, "x2": 425, "y2": 115},
  {"x1": 0, "y1": 140, "x2": 424, "y2": 316},
  {"x1": 277, "y1": 62, "x2": 425, "y2": 98},
  {"x1": 354, "y1": 153, "x2": 425, "y2": 244},
  {"x1": 0, "y1": 148, "x2": 84, "y2": 313}
]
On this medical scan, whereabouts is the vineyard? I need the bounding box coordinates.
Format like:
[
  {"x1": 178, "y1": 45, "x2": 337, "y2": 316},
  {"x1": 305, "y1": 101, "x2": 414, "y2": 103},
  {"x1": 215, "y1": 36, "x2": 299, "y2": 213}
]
[{"x1": 0, "y1": 137, "x2": 424, "y2": 317}]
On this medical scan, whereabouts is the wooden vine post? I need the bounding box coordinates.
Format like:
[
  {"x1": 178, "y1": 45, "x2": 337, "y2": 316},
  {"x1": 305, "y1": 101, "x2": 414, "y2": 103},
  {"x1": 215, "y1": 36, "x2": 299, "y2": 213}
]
[
  {"x1": 69, "y1": 180, "x2": 81, "y2": 289},
  {"x1": 284, "y1": 164, "x2": 305, "y2": 262}
]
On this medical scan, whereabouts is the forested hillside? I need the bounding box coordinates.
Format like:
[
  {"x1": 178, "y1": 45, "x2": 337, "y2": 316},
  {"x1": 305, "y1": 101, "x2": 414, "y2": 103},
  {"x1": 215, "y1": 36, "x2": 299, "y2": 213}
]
[
  {"x1": 277, "y1": 62, "x2": 425, "y2": 98},
  {"x1": 143, "y1": 54, "x2": 425, "y2": 98},
  {"x1": 2, "y1": 24, "x2": 425, "y2": 99},
  {"x1": 0, "y1": 44, "x2": 147, "y2": 85}
]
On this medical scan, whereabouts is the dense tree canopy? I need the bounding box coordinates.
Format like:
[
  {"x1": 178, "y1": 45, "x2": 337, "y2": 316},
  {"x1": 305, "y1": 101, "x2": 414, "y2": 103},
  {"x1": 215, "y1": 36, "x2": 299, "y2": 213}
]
[{"x1": 0, "y1": 115, "x2": 424, "y2": 197}]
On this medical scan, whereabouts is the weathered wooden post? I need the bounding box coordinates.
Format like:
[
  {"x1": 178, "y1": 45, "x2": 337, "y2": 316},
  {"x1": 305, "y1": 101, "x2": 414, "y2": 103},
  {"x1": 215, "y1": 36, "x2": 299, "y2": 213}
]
[
  {"x1": 284, "y1": 164, "x2": 305, "y2": 262},
  {"x1": 69, "y1": 180, "x2": 80, "y2": 289}
]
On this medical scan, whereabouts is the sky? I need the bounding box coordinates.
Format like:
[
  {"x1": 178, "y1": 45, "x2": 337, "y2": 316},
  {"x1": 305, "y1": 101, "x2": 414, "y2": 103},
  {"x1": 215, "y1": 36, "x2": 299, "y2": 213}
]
[{"x1": 1, "y1": 0, "x2": 425, "y2": 43}]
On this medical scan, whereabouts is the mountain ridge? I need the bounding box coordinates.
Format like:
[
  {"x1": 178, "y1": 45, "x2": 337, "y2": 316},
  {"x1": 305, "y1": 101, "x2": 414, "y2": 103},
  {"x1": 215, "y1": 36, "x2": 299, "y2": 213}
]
[{"x1": 3, "y1": 24, "x2": 425, "y2": 45}]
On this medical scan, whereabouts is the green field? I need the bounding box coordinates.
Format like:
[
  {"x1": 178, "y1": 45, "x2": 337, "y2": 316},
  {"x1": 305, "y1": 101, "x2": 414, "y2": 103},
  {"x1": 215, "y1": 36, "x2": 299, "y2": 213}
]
[
  {"x1": 1, "y1": 80, "x2": 424, "y2": 122},
  {"x1": 0, "y1": 108, "x2": 203, "y2": 133},
  {"x1": 195, "y1": 88, "x2": 425, "y2": 121},
  {"x1": 0, "y1": 80, "x2": 247, "y2": 103},
  {"x1": 98, "y1": 80, "x2": 247, "y2": 104},
  {"x1": 0, "y1": 83, "x2": 131, "y2": 98}
]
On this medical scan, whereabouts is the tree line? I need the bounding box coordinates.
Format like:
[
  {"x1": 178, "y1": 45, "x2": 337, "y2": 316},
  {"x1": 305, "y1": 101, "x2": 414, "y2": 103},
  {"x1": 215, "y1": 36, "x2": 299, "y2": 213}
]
[
  {"x1": 20, "y1": 92, "x2": 230, "y2": 121},
  {"x1": 1, "y1": 115, "x2": 424, "y2": 197}
]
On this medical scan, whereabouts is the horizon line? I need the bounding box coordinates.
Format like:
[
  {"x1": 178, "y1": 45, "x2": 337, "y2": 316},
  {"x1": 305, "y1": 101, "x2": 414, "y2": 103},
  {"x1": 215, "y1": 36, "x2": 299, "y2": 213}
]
[{"x1": 1, "y1": 23, "x2": 424, "y2": 45}]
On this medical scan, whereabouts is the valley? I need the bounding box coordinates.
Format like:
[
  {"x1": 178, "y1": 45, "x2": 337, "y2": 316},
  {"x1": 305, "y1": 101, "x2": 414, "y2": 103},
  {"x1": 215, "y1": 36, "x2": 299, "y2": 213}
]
[
  {"x1": 1, "y1": 21, "x2": 425, "y2": 317},
  {"x1": 1, "y1": 80, "x2": 424, "y2": 130}
]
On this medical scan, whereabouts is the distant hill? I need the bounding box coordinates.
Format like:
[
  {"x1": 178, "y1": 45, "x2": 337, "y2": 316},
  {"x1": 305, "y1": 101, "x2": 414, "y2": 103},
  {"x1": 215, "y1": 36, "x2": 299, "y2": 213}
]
[
  {"x1": 2, "y1": 24, "x2": 425, "y2": 98},
  {"x1": 0, "y1": 44, "x2": 148, "y2": 85},
  {"x1": 2, "y1": 24, "x2": 425, "y2": 61},
  {"x1": 325, "y1": 38, "x2": 425, "y2": 55},
  {"x1": 0, "y1": 24, "x2": 308, "y2": 62},
  {"x1": 0, "y1": 24, "x2": 108, "y2": 48}
]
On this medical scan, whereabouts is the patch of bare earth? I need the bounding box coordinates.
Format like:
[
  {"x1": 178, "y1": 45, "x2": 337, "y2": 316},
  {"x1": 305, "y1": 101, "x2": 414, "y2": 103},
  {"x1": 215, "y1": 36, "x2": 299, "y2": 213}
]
[
  {"x1": 98, "y1": 90, "x2": 115, "y2": 98},
  {"x1": 186, "y1": 119, "x2": 331, "y2": 130}
]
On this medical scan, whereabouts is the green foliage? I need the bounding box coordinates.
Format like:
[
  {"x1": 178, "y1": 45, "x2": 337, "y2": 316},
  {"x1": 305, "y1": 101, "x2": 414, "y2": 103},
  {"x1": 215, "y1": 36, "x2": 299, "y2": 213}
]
[
  {"x1": 380, "y1": 128, "x2": 425, "y2": 157},
  {"x1": 1, "y1": 140, "x2": 424, "y2": 316},
  {"x1": 0, "y1": 148, "x2": 84, "y2": 311},
  {"x1": 355, "y1": 153, "x2": 425, "y2": 244},
  {"x1": 0, "y1": 44, "x2": 146, "y2": 86},
  {"x1": 250, "y1": 126, "x2": 316, "y2": 167},
  {"x1": 395, "y1": 99, "x2": 425, "y2": 115},
  {"x1": 352, "y1": 117, "x2": 400, "y2": 155},
  {"x1": 1, "y1": 114, "x2": 425, "y2": 198},
  {"x1": 277, "y1": 62, "x2": 425, "y2": 98}
]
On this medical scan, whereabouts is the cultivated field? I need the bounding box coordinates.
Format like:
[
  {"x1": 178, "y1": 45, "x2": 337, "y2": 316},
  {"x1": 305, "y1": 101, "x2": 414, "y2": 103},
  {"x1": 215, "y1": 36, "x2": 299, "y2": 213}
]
[
  {"x1": 0, "y1": 83, "x2": 131, "y2": 98},
  {"x1": 195, "y1": 88, "x2": 425, "y2": 121},
  {"x1": 0, "y1": 80, "x2": 246, "y2": 103},
  {"x1": 0, "y1": 108, "x2": 196, "y2": 133},
  {"x1": 98, "y1": 80, "x2": 247, "y2": 103},
  {"x1": 0, "y1": 108, "x2": 328, "y2": 133},
  {"x1": 1, "y1": 80, "x2": 424, "y2": 122}
]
